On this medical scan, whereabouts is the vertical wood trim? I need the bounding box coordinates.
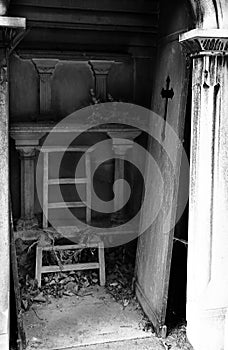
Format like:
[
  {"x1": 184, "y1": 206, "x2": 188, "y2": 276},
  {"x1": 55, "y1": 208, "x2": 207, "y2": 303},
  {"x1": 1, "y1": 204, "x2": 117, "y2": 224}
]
[
  {"x1": 98, "y1": 241, "x2": 106, "y2": 286},
  {"x1": 89, "y1": 60, "x2": 114, "y2": 100},
  {"x1": 35, "y1": 246, "x2": 43, "y2": 288},
  {"x1": 85, "y1": 152, "x2": 92, "y2": 224},
  {"x1": 43, "y1": 152, "x2": 49, "y2": 228},
  {"x1": 40, "y1": 74, "x2": 52, "y2": 114},
  {"x1": 133, "y1": 57, "x2": 137, "y2": 103},
  {"x1": 32, "y1": 59, "x2": 58, "y2": 115},
  {"x1": 10, "y1": 209, "x2": 26, "y2": 348}
]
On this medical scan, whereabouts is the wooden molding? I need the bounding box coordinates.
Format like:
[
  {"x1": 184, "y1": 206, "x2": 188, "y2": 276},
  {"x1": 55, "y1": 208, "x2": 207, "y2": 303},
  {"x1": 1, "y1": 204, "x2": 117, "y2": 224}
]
[
  {"x1": 18, "y1": 50, "x2": 131, "y2": 61},
  {"x1": 32, "y1": 58, "x2": 59, "y2": 115},
  {"x1": 89, "y1": 60, "x2": 114, "y2": 100}
]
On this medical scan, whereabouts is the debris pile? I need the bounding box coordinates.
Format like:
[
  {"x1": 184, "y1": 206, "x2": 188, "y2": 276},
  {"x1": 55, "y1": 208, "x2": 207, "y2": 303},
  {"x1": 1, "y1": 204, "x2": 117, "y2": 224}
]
[
  {"x1": 163, "y1": 324, "x2": 194, "y2": 350},
  {"x1": 105, "y1": 245, "x2": 136, "y2": 307},
  {"x1": 42, "y1": 270, "x2": 99, "y2": 298},
  {"x1": 20, "y1": 270, "x2": 100, "y2": 310},
  {"x1": 16, "y1": 236, "x2": 139, "y2": 311}
]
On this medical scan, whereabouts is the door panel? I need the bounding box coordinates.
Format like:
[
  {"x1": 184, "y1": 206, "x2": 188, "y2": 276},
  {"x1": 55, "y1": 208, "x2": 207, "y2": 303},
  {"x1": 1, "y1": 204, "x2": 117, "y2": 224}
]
[{"x1": 135, "y1": 37, "x2": 190, "y2": 335}]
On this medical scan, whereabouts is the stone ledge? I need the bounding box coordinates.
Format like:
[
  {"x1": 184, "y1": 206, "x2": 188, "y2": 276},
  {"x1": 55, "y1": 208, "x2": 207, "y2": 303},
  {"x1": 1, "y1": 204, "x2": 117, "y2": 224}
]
[{"x1": 179, "y1": 29, "x2": 228, "y2": 55}]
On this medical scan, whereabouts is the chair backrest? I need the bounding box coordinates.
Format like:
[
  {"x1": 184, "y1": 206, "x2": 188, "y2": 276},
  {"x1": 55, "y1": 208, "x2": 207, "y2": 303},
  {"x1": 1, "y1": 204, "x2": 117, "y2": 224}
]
[{"x1": 41, "y1": 146, "x2": 93, "y2": 229}]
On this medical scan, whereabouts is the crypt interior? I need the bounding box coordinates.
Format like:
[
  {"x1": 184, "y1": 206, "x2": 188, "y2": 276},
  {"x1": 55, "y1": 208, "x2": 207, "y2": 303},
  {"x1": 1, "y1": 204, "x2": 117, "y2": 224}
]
[{"x1": 1, "y1": 0, "x2": 228, "y2": 350}]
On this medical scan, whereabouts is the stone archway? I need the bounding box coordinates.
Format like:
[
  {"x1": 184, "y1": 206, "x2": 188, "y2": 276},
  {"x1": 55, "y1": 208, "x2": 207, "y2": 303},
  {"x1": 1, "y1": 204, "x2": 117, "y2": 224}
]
[{"x1": 189, "y1": 0, "x2": 228, "y2": 28}]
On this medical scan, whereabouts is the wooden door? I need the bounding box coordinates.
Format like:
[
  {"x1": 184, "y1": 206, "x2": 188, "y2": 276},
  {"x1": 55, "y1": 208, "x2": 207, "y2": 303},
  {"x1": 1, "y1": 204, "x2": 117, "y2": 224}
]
[
  {"x1": 134, "y1": 38, "x2": 190, "y2": 336},
  {"x1": 134, "y1": 136, "x2": 189, "y2": 337},
  {"x1": 135, "y1": 195, "x2": 175, "y2": 338}
]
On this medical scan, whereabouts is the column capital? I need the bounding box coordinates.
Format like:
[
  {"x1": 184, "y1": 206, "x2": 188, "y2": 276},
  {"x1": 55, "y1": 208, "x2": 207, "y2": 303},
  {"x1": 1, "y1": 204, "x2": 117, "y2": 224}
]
[
  {"x1": 108, "y1": 130, "x2": 142, "y2": 155},
  {"x1": 89, "y1": 60, "x2": 114, "y2": 75},
  {"x1": 16, "y1": 146, "x2": 37, "y2": 159},
  {"x1": 32, "y1": 59, "x2": 59, "y2": 75},
  {"x1": 10, "y1": 130, "x2": 46, "y2": 147},
  {"x1": 179, "y1": 29, "x2": 228, "y2": 56}
]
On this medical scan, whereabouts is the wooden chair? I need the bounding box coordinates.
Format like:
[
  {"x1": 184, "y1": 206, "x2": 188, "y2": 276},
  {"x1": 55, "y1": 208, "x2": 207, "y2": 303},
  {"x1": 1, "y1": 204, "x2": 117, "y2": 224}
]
[{"x1": 35, "y1": 146, "x2": 106, "y2": 288}]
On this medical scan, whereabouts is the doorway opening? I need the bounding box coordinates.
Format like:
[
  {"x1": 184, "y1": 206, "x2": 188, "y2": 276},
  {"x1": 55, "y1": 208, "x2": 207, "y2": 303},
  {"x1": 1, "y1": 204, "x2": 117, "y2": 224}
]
[
  {"x1": 9, "y1": 65, "x2": 193, "y2": 350},
  {"x1": 11, "y1": 129, "x2": 164, "y2": 350},
  {"x1": 10, "y1": 111, "x2": 192, "y2": 350},
  {"x1": 165, "y1": 71, "x2": 192, "y2": 331}
]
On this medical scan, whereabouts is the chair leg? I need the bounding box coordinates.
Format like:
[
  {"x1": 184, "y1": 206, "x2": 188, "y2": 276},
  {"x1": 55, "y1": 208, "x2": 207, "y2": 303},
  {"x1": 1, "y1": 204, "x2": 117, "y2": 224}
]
[
  {"x1": 98, "y1": 242, "x2": 106, "y2": 286},
  {"x1": 35, "y1": 246, "x2": 43, "y2": 288}
]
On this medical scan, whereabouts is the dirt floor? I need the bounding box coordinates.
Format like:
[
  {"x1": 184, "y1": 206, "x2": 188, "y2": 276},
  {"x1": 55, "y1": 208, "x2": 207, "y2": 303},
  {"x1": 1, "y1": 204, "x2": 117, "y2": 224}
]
[
  {"x1": 23, "y1": 286, "x2": 193, "y2": 350},
  {"x1": 23, "y1": 286, "x2": 164, "y2": 350},
  {"x1": 16, "y1": 240, "x2": 193, "y2": 350}
]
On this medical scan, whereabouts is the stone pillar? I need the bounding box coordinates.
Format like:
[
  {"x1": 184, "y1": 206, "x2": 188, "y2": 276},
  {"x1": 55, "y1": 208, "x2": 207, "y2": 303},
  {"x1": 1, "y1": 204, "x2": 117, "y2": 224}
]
[
  {"x1": 10, "y1": 132, "x2": 45, "y2": 230},
  {"x1": 32, "y1": 59, "x2": 58, "y2": 115},
  {"x1": 17, "y1": 147, "x2": 37, "y2": 229},
  {"x1": 89, "y1": 60, "x2": 114, "y2": 100},
  {"x1": 108, "y1": 130, "x2": 141, "y2": 222},
  {"x1": 0, "y1": 53, "x2": 9, "y2": 350},
  {"x1": 180, "y1": 29, "x2": 228, "y2": 350}
]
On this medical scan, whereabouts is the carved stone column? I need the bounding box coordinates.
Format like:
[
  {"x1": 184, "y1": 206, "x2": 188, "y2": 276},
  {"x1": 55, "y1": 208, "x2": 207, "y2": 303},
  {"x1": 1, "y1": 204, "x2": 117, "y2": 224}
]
[
  {"x1": 180, "y1": 29, "x2": 228, "y2": 350},
  {"x1": 11, "y1": 132, "x2": 45, "y2": 230},
  {"x1": 0, "y1": 15, "x2": 26, "y2": 350},
  {"x1": 0, "y1": 55, "x2": 9, "y2": 350},
  {"x1": 89, "y1": 60, "x2": 114, "y2": 101},
  {"x1": 108, "y1": 130, "x2": 141, "y2": 223},
  {"x1": 17, "y1": 147, "x2": 37, "y2": 229},
  {"x1": 32, "y1": 59, "x2": 58, "y2": 115}
]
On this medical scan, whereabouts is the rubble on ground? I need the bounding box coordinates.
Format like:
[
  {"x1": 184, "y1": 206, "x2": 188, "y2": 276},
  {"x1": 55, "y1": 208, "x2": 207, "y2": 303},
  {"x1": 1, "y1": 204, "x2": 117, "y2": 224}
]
[
  {"x1": 105, "y1": 246, "x2": 136, "y2": 307},
  {"x1": 17, "y1": 241, "x2": 138, "y2": 311},
  {"x1": 162, "y1": 324, "x2": 194, "y2": 350},
  {"x1": 16, "y1": 240, "x2": 193, "y2": 349}
]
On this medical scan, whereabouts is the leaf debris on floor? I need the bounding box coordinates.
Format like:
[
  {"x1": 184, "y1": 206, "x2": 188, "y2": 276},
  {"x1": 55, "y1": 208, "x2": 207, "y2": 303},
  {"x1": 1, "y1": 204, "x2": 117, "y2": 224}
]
[
  {"x1": 16, "y1": 238, "x2": 193, "y2": 349},
  {"x1": 161, "y1": 324, "x2": 194, "y2": 350}
]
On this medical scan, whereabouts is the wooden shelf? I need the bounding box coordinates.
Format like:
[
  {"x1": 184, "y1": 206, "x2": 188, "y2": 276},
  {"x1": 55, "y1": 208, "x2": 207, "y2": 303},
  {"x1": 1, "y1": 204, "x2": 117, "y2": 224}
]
[
  {"x1": 0, "y1": 16, "x2": 26, "y2": 28},
  {"x1": 48, "y1": 178, "x2": 88, "y2": 185},
  {"x1": 41, "y1": 146, "x2": 93, "y2": 152},
  {"x1": 48, "y1": 202, "x2": 86, "y2": 209}
]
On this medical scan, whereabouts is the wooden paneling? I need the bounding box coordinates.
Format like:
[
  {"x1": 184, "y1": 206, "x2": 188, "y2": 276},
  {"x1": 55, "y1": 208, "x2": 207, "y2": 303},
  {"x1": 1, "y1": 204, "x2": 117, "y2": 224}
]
[
  {"x1": 8, "y1": 0, "x2": 159, "y2": 55},
  {"x1": 10, "y1": 7, "x2": 158, "y2": 30},
  {"x1": 10, "y1": 0, "x2": 159, "y2": 15},
  {"x1": 23, "y1": 28, "x2": 156, "y2": 48}
]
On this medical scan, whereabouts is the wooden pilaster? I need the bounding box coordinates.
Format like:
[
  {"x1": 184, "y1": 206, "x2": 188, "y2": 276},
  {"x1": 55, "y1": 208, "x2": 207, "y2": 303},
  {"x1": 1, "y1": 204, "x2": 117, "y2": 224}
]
[
  {"x1": 33, "y1": 59, "x2": 59, "y2": 115},
  {"x1": 89, "y1": 60, "x2": 114, "y2": 101}
]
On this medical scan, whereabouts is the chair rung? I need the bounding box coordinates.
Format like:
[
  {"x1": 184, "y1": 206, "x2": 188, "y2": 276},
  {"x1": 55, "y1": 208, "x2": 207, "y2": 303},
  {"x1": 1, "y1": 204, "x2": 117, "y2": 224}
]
[
  {"x1": 41, "y1": 262, "x2": 100, "y2": 273},
  {"x1": 48, "y1": 202, "x2": 86, "y2": 209},
  {"x1": 40, "y1": 146, "x2": 94, "y2": 152},
  {"x1": 36, "y1": 242, "x2": 105, "y2": 287},
  {"x1": 48, "y1": 178, "x2": 88, "y2": 185},
  {"x1": 42, "y1": 243, "x2": 100, "y2": 251}
]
